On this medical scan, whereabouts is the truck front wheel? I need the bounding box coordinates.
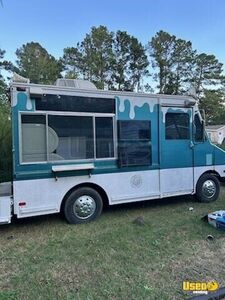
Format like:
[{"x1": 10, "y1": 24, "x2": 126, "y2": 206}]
[
  {"x1": 195, "y1": 173, "x2": 220, "y2": 203},
  {"x1": 64, "y1": 187, "x2": 103, "y2": 224}
]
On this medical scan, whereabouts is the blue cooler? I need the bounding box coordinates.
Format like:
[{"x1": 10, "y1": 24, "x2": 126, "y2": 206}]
[{"x1": 208, "y1": 211, "x2": 225, "y2": 229}]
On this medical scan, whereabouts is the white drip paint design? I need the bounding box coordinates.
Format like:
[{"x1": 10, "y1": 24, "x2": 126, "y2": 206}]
[
  {"x1": 26, "y1": 97, "x2": 33, "y2": 110},
  {"x1": 118, "y1": 97, "x2": 155, "y2": 119},
  {"x1": 12, "y1": 89, "x2": 18, "y2": 107}
]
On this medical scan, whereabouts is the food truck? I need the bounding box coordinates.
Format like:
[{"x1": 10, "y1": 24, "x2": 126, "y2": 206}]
[{"x1": 0, "y1": 76, "x2": 224, "y2": 224}]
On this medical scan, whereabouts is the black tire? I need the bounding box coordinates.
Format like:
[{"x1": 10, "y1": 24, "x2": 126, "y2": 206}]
[
  {"x1": 195, "y1": 173, "x2": 220, "y2": 203},
  {"x1": 64, "y1": 187, "x2": 103, "y2": 224}
]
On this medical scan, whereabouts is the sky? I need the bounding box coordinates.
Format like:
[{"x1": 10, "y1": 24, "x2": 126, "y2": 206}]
[{"x1": 0, "y1": 0, "x2": 225, "y2": 72}]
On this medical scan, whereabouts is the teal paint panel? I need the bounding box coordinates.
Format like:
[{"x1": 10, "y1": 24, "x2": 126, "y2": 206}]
[
  {"x1": 193, "y1": 140, "x2": 215, "y2": 166},
  {"x1": 134, "y1": 103, "x2": 152, "y2": 119},
  {"x1": 14, "y1": 161, "x2": 159, "y2": 181},
  {"x1": 14, "y1": 160, "x2": 118, "y2": 179},
  {"x1": 214, "y1": 145, "x2": 225, "y2": 165},
  {"x1": 193, "y1": 139, "x2": 225, "y2": 167},
  {"x1": 161, "y1": 141, "x2": 193, "y2": 168}
]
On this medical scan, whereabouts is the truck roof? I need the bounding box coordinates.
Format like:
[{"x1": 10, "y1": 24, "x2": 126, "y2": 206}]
[{"x1": 11, "y1": 81, "x2": 196, "y2": 102}]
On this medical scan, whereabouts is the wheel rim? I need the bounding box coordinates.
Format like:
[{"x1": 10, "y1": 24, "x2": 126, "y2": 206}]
[
  {"x1": 73, "y1": 195, "x2": 96, "y2": 219},
  {"x1": 202, "y1": 180, "x2": 216, "y2": 198}
]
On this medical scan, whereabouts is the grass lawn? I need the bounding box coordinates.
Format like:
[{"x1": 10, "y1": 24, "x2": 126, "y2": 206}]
[{"x1": 1, "y1": 188, "x2": 225, "y2": 300}]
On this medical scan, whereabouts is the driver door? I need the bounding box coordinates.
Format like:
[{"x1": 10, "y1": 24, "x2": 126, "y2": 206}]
[{"x1": 160, "y1": 107, "x2": 194, "y2": 196}]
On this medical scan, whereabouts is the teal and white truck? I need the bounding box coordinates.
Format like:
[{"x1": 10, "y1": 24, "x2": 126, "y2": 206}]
[{"x1": 0, "y1": 76, "x2": 225, "y2": 224}]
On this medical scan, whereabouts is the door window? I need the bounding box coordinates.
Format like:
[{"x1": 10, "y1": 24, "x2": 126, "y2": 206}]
[{"x1": 165, "y1": 113, "x2": 190, "y2": 140}]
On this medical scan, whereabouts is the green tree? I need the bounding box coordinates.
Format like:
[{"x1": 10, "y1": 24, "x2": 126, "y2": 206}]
[
  {"x1": 111, "y1": 31, "x2": 149, "y2": 91},
  {"x1": 62, "y1": 26, "x2": 114, "y2": 89},
  {"x1": 149, "y1": 30, "x2": 194, "y2": 94},
  {"x1": 128, "y1": 36, "x2": 149, "y2": 91},
  {"x1": 199, "y1": 89, "x2": 225, "y2": 125},
  {"x1": 0, "y1": 49, "x2": 12, "y2": 182},
  {"x1": 15, "y1": 42, "x2": 62, "y2": 84},
  {"x1": 190, "y1": 53, "x2": 224, "y2": 97},
  {"x1": 0, "y1": 100, "x2": 12, "y2": 182},
  {"x1": 0, "y1": 79, "x2": 8, "y2": 104},
  {"x1": 168, "y1": 38, "x2": 194, "y2": 94},
  {"x1": 0, "y1": 48, "x2": 11, "y2": 103},
  {"x1": 61, "y1": 47, "x2": 82, "y2": 79},
  {"x1": 62, "y1": 27, "x2": 149, "y2": 91},
  {"x1": 112, "y1": 31, "x2": 149, "y2": 91},
  {"x1": 110, "y1": 30, "x2": 131, "y2": 90}
]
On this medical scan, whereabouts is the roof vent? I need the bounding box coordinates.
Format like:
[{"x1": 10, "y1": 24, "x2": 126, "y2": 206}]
[
  {"x1": 55, "y1": 79, "x2": 97, "y2": 90},
  {"x1": 12, "y1": 73, "x2": 30, "y2": 84}
]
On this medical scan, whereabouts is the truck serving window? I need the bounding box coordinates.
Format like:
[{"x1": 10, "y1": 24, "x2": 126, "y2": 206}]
[
  {"x1": 118, "y1": 120, "x2": 151, "y2": 167},
  {"x1": 165, "y1": 113, "x2": 190, "y2": 140},
  {"x1": 48, "y1": 115, "x2": 94, "y2": 160},
  {"x1": 20, "y1": 113, "x2": 115, "y2": 163}
]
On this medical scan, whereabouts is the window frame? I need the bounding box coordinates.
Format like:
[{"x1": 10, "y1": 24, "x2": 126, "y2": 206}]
[{"x1": 19, "y1": 111, "x2": 117, "y2": 165}]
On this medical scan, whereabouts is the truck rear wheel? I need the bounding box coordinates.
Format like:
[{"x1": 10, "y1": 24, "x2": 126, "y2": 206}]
[
  {"x1": 195, "y1": 173, "x2": 220, "y2": 203},
  {"x1": 64, "y1": 187, "x2": 103, "y2": 224}
]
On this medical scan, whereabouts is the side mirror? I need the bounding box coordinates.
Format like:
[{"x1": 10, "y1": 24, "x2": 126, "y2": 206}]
[
  {"x1": 193, "y1": 113, "x2": 205, "y2": 143},
  {"x1": 202, "y1": 120, "x2": 205, "y2": 142},
  {"x1": 193, "y1": 123, "x2": 196, "y2": 136}
]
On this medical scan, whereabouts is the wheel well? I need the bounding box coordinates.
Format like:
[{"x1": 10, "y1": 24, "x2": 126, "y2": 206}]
[
  {"x1": 199, "y1": 170, "x2": 222, "y2": 181},
  {"x1": 60, "y1": 182, "x2": 109, "y2": 212}
]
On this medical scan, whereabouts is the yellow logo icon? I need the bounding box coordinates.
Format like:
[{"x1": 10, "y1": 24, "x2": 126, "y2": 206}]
[
  {"x1": 207, "y1": 281, "x2": 219, "y2": 291},
  {"x1": 183, "y1": 281, "x2": 219, "y2": 293}
]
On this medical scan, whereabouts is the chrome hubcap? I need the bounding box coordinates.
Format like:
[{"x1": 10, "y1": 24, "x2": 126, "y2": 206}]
[
  {"x1": 73, "y1": 195, "x2": 96, "y2": 219},
  {"x1": 202, "y1": 180, "x2": 216, "y2": 198}
]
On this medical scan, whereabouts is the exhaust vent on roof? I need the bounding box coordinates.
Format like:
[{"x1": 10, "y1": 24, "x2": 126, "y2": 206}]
[
  {"x1": 55, "y1": 79, "x2": 97, "y2": 90},
  {"x1": 12, "y1": 73, "x2": 30, "y2": 84}
]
